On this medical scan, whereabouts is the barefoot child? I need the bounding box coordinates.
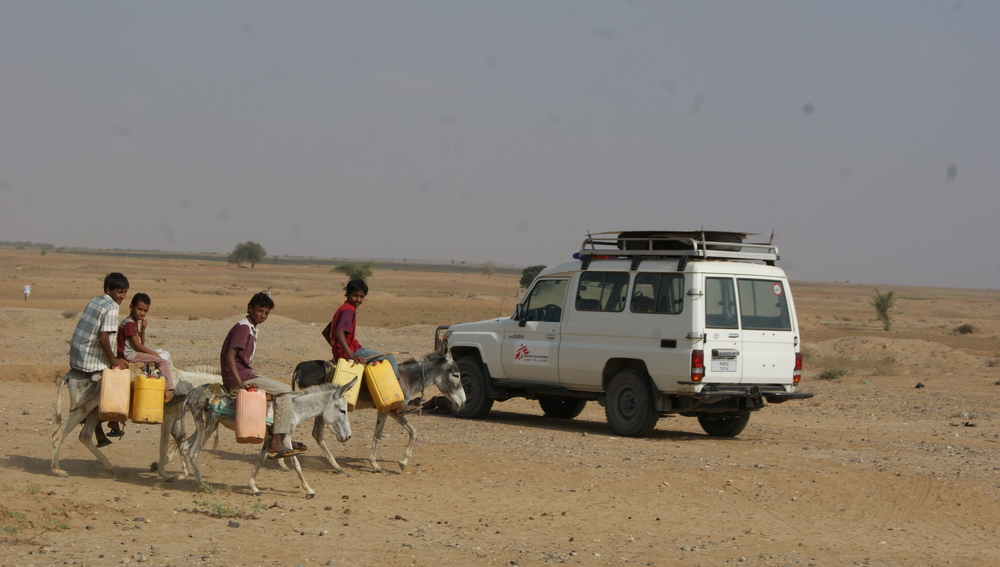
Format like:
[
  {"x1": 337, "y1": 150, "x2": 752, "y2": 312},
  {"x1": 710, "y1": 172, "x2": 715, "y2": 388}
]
[
  {"x1": 220, "y1": 292, "x2": 303, "y2": 459},
  {"x1": 69, "y1": 272, "x2": 130, "y2": 446},
  {"x1": 116, "y1": 293, "x2": 175, "y2": 403}
]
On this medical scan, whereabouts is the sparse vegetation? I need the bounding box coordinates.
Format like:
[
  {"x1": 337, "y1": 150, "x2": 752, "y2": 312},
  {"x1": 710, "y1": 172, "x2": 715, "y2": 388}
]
[
  {"x1": 954, "y1": 324, "x2": 975, "y2": 335},
  {"x1": 61, "y1": 310, "x2": 77, "y2": 319},
  {"x1": 483, "y1": 261, "x2": 497, "y2": 278},
  {"x1": 817, "y1": 367, "x2": 848, "y2": 380},
  {"x1": 333, "y1": 261, "x2": 375, "y2": 281},
  {"x1": 228, "y1": 241, "x2": 266, "y2": 268},
  {"x1": 520, "y1": 265, "x2": 547, "y2": 288},
  {"x1": 0, "y1": 485, "x2": 70, "y2": 544},
  {"x1": 195, "y1": 498, "x2": 265, "y2": 519},
  {"x1": 872, "y1": 289, "x2": 896, "y2": 331}
]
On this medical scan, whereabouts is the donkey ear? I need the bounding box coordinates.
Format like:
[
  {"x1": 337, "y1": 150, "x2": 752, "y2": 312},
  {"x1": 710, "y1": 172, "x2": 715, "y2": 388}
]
[
  {"x1": 436, "y1": 339, "x2": 450, "y2": 359},
  {"x1": 336, "y1": 377, "x2": 358, "y2": 397}
]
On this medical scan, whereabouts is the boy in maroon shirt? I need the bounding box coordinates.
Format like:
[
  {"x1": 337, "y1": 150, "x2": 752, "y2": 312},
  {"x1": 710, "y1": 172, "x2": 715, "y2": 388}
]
[{"x1": 220, "y1": 292, "x2": 302, "y2": 459}]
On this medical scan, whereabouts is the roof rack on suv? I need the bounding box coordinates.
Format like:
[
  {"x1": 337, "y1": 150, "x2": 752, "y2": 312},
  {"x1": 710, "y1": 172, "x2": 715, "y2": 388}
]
[{"x1": 577, "y1": 230, "x2": 779, "y2": 270}]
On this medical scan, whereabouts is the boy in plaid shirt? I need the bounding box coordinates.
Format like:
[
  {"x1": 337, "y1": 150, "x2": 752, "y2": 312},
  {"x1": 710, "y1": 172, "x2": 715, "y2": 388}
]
[{"x1": 69, "y1": 272, "x2": 130, "y2": 446}]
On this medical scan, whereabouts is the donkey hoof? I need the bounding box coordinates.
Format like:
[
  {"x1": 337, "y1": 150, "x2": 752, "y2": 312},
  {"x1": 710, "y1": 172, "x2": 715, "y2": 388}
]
[
  {"x1": 306, "y1": 493, "x2": 316, "y2": 500},
  {"x1": 253, "y1": 491, "x2": 261, "y2": 497},
  {"x1": 54, "y1": 470, "x2": 69, "y2": 478},
  {"x1": 397, "y1": 461, "x2": 407, "y2": 472}
]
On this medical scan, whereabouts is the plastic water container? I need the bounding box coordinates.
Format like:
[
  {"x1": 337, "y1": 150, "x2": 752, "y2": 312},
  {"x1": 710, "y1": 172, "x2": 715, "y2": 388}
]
[
  {"x1": 363, "y1": 360, "x2": 404, "y2": 413},
  {"x1": 235, "y1": 387, "x2": 267, "y2": 444},
  {"x1": 332, "y1": 359, "x2": 364, "y2": 411},
  {"x1": 98, "y1": 367, "x2": 131, "y2": 422},
  {"x1": 131, "y1": 373, "x2": 165, "y2": 424}
]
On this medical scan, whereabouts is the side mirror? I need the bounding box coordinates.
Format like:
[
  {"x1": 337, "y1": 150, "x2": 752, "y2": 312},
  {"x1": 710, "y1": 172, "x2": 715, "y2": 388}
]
[{"x1": 513, "y1": 304, "x2": 527, "y2": 326}]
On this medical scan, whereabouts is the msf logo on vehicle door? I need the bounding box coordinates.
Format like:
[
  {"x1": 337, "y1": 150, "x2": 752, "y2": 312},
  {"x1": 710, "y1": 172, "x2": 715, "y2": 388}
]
[{"x1": 513, "y1": 342, "x2": 550, "y2": 365}]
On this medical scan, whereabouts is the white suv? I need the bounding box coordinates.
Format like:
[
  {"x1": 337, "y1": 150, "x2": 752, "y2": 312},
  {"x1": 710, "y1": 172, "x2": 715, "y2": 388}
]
[{"x1": 437, "y1": 230, "x2": 812, "y2": 437}]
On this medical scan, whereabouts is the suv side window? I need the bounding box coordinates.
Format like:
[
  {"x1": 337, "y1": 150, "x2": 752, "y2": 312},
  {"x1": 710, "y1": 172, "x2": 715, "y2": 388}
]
[
  {"x1": 738, "y1": 279, "x2": 792, "y2": 331},
  {"x1": 631, "y1": 273, "x2": 684, "y2": 314},
  {"x1": 705, "y1": 277, "x2": 738, "y2": 329},
  {"x1": 576, "y1": 272, "x2": 630, "y2": 312},
  {"x1": 524, "y1": 279, "x2": 568, "y2": 322}
]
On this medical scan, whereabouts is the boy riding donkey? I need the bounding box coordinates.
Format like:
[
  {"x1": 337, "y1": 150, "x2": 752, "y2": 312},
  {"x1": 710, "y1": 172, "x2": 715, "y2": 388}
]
[{"x1": 221, "y1": 292, "x2": 305, "y2": 460}]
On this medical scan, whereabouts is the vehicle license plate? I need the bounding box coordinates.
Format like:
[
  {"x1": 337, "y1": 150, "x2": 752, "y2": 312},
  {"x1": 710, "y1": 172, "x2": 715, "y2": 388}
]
[{"x1": 711, "y1": 359, "x2": 737, "y2": 372}]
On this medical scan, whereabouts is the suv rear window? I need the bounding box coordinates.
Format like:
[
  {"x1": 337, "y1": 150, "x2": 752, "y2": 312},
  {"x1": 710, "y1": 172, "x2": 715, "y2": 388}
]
[
  {"x1": 738, "y1": 279, "x2": 792, "y2": 331},
  {"x1": 576, "y1": 272, "x2": 629, "y2": 312},
  {"x1": 705, "y1": 277, "x2": 738, "y2": 328},
  {"x1": 631, "y1": 273, "x2": 684, "y2": 314}
]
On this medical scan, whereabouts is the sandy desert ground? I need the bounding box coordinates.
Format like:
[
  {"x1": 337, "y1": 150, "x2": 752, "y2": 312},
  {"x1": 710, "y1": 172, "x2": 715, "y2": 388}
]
[{"x1": 2, "y1": 248, "x2": 1000, "y2": 567}]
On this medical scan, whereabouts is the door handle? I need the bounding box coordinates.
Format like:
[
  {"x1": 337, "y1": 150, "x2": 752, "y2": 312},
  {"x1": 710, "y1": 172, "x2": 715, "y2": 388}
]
[{"x1": 546, "y1": 334, "x2": 556, "y2": 340}]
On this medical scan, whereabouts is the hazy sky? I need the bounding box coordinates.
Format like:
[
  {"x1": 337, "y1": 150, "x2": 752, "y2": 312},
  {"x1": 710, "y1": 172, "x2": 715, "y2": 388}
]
[{"x1": 2, "y1": 2, "x2": 997, "y2": 289}]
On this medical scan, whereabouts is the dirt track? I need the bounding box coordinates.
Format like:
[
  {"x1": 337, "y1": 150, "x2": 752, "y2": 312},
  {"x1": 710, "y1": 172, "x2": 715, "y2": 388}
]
[{"x1": 2, "y1": 249, "x2": 1000, "y2": 566}]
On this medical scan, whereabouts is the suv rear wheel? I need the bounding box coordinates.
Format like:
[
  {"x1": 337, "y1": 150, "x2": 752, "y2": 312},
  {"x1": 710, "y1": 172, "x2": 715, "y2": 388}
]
[
  {"x1": 604, "y1": 369, "x2": 658, "y2": 437},
  {"x1": 697, "y1": 413, "x2": 750, "y2": 437},
  {"x1": 450, "y1": 357, "x2": 494, "y2": 419},
  {"x1": 538, "y1": 397, "x2": 587, "y2": 419}
]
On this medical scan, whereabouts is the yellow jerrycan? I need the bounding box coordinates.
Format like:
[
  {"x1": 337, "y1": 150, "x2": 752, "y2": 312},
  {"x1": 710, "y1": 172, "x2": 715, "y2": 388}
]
[
  {"x1": 363, "y1": 360, "x2": 404, "y2": 413},
  {"x1": 131, "y1": 372, "x2": 165, "y2": 424},
  {"x1": 332, "y1": 359, "x2": 364, "y2": 411}
]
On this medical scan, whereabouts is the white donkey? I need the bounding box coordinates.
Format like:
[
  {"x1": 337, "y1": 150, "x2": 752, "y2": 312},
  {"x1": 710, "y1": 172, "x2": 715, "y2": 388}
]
[
  {"x1": 290, "y1": 346, "x2": 466, "y2": 473},
  {"x1": 50, "y1": 366, "x2": 222, "y2": 478},
  {"x1": 179, "y1": 379, "x2": 356, "y2": 498}
]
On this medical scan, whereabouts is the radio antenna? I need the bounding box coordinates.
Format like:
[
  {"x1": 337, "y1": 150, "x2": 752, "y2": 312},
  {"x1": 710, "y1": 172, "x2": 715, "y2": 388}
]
[{"x1": 496, "y1": 263, "x2": 515, "y2": 318}]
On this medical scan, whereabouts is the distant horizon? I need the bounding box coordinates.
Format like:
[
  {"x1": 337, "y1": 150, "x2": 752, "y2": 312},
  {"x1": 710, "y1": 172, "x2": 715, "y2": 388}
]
[{"x1": 3, "y1": 241, "x2": 993, "y2": 292}]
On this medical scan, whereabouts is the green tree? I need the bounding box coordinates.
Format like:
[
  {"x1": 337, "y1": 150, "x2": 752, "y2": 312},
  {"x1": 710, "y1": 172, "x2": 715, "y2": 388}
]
[
  {"x1": 520, "y1": 265, "x2": 546, "y2": 288},
  {"x1": 228, "y1": 241, "x2": 266, "y2": 268},
  {"x1": 333, "y1": 261, "x2": 375, "y2": 281},
  {"x1": 872, "y1": 289, "x2": 896, "y2": 331},
  {"x1": 483, "y1": 261, "x2": 497, "y2": 278}
]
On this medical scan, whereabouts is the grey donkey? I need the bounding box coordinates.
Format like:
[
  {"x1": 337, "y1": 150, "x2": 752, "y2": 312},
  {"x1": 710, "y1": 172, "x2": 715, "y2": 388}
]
[
  {"x1": 178, "y1": 379, "x2": 356, "y2": 498},
  {"x1": 51, "y1": 366, "x2": 222, "y2": 478},
  {"x1": 290, "y1": 344, "x2": 466, "y2": 473}
]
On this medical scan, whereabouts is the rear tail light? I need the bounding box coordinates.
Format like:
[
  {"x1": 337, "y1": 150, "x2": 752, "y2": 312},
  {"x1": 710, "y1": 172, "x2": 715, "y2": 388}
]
[
  {"x1": 691, "y1": 349, "x2": 705, "y2": 382},
  {"x1": 793, "y1": 352, "x2": 803, "y2": 384}
]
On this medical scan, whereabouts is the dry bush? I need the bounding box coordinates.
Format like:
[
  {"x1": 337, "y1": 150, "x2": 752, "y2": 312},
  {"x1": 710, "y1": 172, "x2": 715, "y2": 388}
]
[
  {"x1": 817, "y1": 367, "x2": 848, "y2": 380},
  {"x1": 61, "y1": 310, "x2": 77, "y2": 319},
  {"x1": 954, "y1": 324, "x2": 975, "y2": 335}
]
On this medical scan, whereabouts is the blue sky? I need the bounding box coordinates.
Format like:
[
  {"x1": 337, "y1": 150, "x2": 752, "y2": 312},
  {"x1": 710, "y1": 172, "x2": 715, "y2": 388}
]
[{"x1": 1, "y1": 2, "x2": 997, "y2": 289}]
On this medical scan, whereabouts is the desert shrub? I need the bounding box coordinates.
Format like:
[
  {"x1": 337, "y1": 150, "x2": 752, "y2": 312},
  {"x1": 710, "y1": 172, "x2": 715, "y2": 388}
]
[
  {"x1": 817, "y1": 367, "x2": 848, "y2": 380},
  {"x1": 872, "y1": 289, "x2": 896, "y2": 331},
  {"x1": 483, "y1": 261, "x2": 497, "y2": 278},
  {"x1": 954, "y1": 324, "x2": 975, "y2": 335},
  {"x1": 986, "y1": 359, "x2": 999, "y2": 368},
  {"x1": 228, "y1": 241, "x2": 266, "y2": 268},
  {"x1": 871, "y1": 356, "x2": 899, "y2": 376},
  {"x1": 520, "y1": 265, "x2": 546, "y2": 287},
  {"x1": 333, "y1": 261, "x2": 375, "y2": 281},
  {"x1": 61, "y1": 310, "x2": 77, "y2": 319}
]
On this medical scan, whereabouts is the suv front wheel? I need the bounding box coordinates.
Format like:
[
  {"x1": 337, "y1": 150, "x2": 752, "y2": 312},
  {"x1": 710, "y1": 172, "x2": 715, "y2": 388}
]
[
  {"x1": 450, "y1": 357, "x2": 495, "y2": 419},
  {"x1": 604, "y1": 369, "x2": 658, "y2": 437}
]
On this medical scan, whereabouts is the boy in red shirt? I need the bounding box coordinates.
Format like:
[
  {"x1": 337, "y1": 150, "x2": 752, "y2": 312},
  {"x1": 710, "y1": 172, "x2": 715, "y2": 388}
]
[
  {"x1": 330, "y1": 280, "x2": 400, "y2": 378},
  {"x1": 117, "y1": 293, "x2": 175, "y2": 403}
]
